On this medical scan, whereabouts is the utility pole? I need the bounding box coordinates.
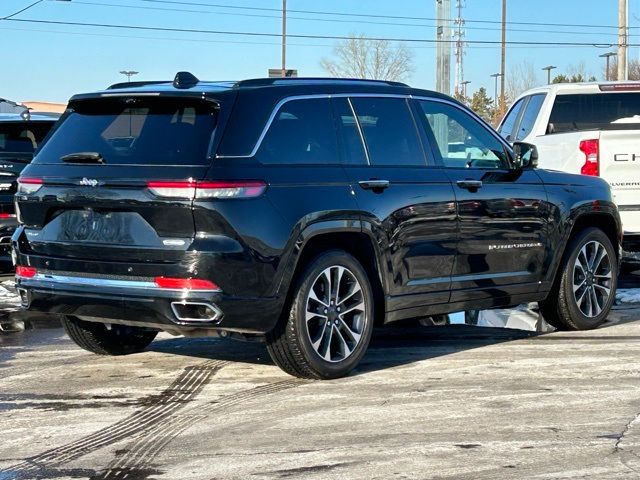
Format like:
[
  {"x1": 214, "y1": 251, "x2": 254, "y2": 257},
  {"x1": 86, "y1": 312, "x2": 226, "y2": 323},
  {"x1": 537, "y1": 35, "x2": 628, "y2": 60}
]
[
  {"x1": 500, "y1": 0, "x2": 506, "y2": 107},
  {"x1": 618, "y1": 0, "x2": 627, "y2": 81},
  {"x1": 453, "y1": 0, "x2": 466, "y2": 97},
  {"x1": 542, "y1": 65, "x2": 556, "y2": 84},
  {"x1": 435, "y1": 0, "x2": 452, "y2": 95},
  {"x1": 281, "y1": 0, "x2": 287, "y2": 78}
]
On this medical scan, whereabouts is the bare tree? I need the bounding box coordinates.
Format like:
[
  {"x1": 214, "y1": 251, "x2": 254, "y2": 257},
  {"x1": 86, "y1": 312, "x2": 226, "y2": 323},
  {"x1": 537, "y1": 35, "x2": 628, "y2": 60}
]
[
  {"x1": 321, "y1": 34, "x2": 413, "y2": 82},
  {"x1": 604, "y1": 58, "x2": 640, "y2": 80},
  {"x1": 506, "y1": 60, "x2": 539, "y2": 101}
]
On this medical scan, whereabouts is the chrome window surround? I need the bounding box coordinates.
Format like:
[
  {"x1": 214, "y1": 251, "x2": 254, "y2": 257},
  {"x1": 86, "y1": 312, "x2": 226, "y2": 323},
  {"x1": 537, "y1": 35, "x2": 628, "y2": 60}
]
[{"x1": 215, "y1": 93, "x2": 514, "y2": 165}]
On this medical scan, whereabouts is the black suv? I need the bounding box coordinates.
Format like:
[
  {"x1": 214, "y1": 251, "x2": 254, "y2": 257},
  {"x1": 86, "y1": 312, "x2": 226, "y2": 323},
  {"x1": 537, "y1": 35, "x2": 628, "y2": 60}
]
[
  {"x1": 13, "y1": 73, "x2": 621, "y2": 379},
  {"x1": 0, "y1": 110, "x2": 58, "y2": 267}
]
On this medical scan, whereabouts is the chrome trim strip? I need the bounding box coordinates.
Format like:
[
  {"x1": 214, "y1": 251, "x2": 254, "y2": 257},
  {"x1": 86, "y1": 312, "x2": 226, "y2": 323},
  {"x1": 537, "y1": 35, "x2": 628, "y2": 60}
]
[
  {"x1": 347, "y1": 97, "x2": 371, "y2": 165},
  {"x1": 25, "y1": 273, "x2": 222, "y2": 293},
  {"x1": 100, "y1": 92, "x2": 161, "y2": 97}
]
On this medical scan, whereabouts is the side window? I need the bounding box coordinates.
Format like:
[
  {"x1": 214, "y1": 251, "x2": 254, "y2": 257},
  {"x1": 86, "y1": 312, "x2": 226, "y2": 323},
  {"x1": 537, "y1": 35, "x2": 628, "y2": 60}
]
[
  {"x1": 349, "y1": 97, "x2": 426, "y2": 166},
  {"x1": 332, "y1": 98, "x2": 368, "y2": 165},
  {"x1": 418, "y1": 100, "x2": 510, "y2": 170},
  {"x1": 257, "y1": 98, "x2": 338, "y2": 165},
  {"x1": 498, "y1": 98, "x2": 525, "y2": 142},
  {"x1": 515, "y1": 94, "x2": 545, "y2": 141}
]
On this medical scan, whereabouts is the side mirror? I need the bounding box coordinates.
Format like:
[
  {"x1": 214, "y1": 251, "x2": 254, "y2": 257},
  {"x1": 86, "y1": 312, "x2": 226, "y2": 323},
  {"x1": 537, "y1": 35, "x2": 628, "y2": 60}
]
[{"x1": 512, "y1": 142, "x2": 539, "y2": 169}]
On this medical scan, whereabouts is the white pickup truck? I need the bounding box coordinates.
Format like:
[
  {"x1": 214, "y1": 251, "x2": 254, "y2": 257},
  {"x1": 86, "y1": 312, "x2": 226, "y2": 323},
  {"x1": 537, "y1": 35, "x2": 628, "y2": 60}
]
[{"x1": 498, "y1": 82, "x2": 640, "y2": 263}]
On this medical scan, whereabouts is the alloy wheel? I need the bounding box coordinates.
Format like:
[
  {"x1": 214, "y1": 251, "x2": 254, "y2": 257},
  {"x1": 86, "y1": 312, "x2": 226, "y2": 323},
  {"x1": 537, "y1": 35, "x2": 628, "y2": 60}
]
[
  {"x1": 304, "y1": 265, "x2": 368, "y2": 363},
  {"x1": 573, "y1": 240, "x2": 612, "y2": 318}
]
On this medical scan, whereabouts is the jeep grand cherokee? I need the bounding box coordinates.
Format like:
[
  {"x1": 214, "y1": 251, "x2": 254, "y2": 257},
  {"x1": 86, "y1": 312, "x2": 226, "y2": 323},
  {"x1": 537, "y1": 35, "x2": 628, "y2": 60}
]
[{"x1": 13, "y1": 72, "x2": 622, "y2": 379}]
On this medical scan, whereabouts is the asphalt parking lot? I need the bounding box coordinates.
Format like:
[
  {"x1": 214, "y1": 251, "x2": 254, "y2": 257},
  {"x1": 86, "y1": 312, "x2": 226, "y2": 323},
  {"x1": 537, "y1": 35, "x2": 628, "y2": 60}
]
[{"x1": 0, "y1": 272, "x2": 639, "y2": 480}]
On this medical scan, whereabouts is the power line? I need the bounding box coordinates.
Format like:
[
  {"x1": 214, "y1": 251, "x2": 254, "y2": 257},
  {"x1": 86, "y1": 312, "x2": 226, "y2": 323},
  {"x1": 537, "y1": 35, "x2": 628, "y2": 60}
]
[
  {"x1": 1, "y1": 25, "x2": 586, "y2": 50},
  {"x1": 123, "y1": 0, "x2": 639, "y2": 30},
  {"x1": 1, "y1": 0, "x2": 43, "y2": 20},
  {"x1": 65, "y1": 0, "x2": 630, "y2": 37},
  {"x1": 2, "y1": 16, "x2": 635, "y2": 47}
]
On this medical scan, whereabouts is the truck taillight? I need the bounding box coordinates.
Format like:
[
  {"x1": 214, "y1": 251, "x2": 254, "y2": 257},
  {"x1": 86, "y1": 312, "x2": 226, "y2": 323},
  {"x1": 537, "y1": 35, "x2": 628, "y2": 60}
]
[
  {"x1": 147, "y1": 180, "x2": 266, "y2": 199},
  {"x1": 579, "y1": 139, "x2": 599, "y2": 176},
  {"x1": 17, "y1": 177, "x2": 43, "y2": 194}
]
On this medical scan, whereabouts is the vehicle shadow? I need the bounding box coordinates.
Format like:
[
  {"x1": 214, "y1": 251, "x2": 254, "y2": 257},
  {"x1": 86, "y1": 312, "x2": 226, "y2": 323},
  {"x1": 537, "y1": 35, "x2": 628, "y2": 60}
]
[{"x1": 148, "y1": 322, "x2": 540, "y2": 376}]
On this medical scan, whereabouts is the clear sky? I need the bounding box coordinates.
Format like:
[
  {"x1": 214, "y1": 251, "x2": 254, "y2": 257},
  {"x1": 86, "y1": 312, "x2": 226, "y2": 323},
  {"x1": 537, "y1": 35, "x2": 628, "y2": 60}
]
[{"x1": 0, "y1": 0, "x2": 637, "y2": 103}]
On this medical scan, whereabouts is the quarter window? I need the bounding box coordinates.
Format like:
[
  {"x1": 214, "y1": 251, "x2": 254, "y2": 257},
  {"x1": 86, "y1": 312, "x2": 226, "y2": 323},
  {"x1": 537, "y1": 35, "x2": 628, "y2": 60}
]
[
  {"x1": 418, "y1": 101, "x2": 510, "y2": 170},
  {"x1": 349, "y1": 97, "x2": 425, "y2": 166},
  {"x1": 257, "y1": 98, "x2": 338, "y2": 165}
]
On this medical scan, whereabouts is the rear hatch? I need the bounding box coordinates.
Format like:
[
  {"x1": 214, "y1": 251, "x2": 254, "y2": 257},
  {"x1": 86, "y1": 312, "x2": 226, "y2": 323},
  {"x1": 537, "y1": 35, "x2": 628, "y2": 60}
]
[
  {"x1": 16, "y1": 95, "x2": 220, "y2": 263},
  {"x1": 0, "y1": 120, "x2": 54, "y2": 215}
]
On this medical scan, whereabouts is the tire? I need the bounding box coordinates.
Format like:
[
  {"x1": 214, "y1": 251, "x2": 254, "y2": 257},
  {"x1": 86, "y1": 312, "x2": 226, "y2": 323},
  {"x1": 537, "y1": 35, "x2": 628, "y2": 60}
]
[
  {"x1": 266, "y1": 250, "x2": 375, "y2": 379},
  {"x1": 61, "y1": 316, "x2": 158, "y2": 355},
  {"x1": 539, "y1": 227, "x2": 618, "y2": 331}
]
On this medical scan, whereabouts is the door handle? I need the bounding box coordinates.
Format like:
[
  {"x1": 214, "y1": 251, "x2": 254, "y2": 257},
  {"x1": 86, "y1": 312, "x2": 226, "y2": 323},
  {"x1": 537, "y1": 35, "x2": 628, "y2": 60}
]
[
  {"x1": 358, "y1": 179, "x2": 390, "y2": 191},
  {"x1": 456, "y1": 180, "x2": 483, "y2": 190}
]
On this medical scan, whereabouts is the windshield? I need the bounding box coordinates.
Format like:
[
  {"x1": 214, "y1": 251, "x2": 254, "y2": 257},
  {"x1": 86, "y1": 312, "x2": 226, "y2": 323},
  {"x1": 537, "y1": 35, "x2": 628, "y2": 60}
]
[
  {"x1": 0, "y1": 121, "x2": 54, "y2": 154},
  {"x1": 549, "y1": 92, "x2": 640, "y2": 133},
  {"x1": 34, "y1": 97, "x2": 218, "y2": 165}
]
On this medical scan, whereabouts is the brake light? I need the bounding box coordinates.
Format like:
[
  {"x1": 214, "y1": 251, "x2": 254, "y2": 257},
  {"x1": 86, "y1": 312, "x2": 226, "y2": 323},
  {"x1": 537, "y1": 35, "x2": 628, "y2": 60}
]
[
  {"x1": 579, "y1": 139, "x2": 599, "y2": 176},
  {"x1": 147, "y1": 180, "x2": 266, "y2": 199},
  {"x1": 153, "y1": 277, "x2": 221, "y2": 291},
  {"x1": 17, "y1": 177, "x2": 43, "y2": 194},
  {"x1": 16, "y1": 266, "x2": 37, "y2": 278},
  {"x1": 0, "y1": 213, "x2": 16, "y2": 219}
]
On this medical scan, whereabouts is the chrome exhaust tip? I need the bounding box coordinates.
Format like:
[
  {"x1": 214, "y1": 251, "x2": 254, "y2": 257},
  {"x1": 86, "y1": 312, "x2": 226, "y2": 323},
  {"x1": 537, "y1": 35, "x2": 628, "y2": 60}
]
[
  {"x1": 170, "y1": 301, "x2": 222, "y2": 323},
  {"x1": 17, "y1": 287, "x2": 30, "y2": 308}
]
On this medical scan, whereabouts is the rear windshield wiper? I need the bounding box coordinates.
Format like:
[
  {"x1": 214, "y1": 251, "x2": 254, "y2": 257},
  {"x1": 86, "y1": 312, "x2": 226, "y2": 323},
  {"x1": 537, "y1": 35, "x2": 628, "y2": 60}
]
[{"x1": 60, "y1": 152, "x2": 105, "y2": 164}]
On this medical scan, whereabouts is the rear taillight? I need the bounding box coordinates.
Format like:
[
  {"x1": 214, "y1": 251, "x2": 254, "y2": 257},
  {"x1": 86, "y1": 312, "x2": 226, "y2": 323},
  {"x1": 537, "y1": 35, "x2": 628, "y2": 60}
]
[
  {"x1": 0, "y1": 213, "x2": 16, "y2": 219},
  {"x1": 153, "y1": 276, "x2": 221, "y2": 291},
  {"x1": 579, "y1": 139, "x2": 599, "y2": 176},
  {"x1": 17, "y1": 177, "x2": 43, "y2": 194},
  {"x1": 146, "y1": 180, "x2": 266, "y2": 199},
  {"x1": 16, "y1": 266, "x2": 37, "y2": 278}
]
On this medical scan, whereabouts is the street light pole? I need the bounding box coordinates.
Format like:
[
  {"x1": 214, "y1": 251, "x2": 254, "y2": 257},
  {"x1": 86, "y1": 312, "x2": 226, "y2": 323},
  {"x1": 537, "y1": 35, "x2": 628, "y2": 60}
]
[
  {"x1": 542, "y1": 65, "x2": 557, "y2": 84},
  {"x1": 600, "y1": 52, "x2": 617, "y2": 81},
  {"x1": 119, "y1": 70, "x2": 139, "y2": 82},
  {"x1": 461, "y1": 80, "x2": 471, "y2": 99},
  {"x1": 490, "y1": 73, "x2": 502, "y2": 107}
]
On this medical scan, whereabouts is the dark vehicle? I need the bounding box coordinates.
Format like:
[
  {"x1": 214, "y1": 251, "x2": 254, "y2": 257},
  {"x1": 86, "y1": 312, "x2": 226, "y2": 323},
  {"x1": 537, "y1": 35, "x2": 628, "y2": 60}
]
[
  {"x1": 13, "y1": 73, "x2": 621, "y2": 379},
  {"x1": 0, "y1": 111, "x2": 58, "y2": 266}
]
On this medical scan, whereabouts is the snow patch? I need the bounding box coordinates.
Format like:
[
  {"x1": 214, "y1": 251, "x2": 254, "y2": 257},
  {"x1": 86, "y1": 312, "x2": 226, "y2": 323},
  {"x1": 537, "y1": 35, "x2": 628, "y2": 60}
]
[{"x1": 616, "y1": 288, "x2": 640, "y2": 305}]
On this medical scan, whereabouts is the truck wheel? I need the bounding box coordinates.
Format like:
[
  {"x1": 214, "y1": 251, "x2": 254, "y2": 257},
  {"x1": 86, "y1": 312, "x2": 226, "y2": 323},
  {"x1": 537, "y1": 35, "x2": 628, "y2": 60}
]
[
  {"x1": 266, "y1": 250, "x2": 374, "y2": 379},
  {"x1": 61, "y1": 316, "x2": 158, "y2": 355},
  {"x1": 540, "y1": 228, "x2": 618, "y2": 330}
]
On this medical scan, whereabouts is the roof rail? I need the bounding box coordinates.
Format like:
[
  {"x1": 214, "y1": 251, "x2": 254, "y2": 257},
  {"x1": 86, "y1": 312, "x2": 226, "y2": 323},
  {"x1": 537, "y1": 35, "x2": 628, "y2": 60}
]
[
  {"x1": 236, "y1": 77, "x2": 409, "y2": 88},
  {"x1": 107, "y1": 80, "x2": 169, "y2": 90}
]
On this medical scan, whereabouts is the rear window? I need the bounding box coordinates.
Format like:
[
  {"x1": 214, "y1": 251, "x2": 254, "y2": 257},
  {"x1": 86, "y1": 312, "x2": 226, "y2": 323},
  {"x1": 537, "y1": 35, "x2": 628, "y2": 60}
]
[
  {"x1": 34, "y1": 97, "x2": 218, "y2": 165},
  {"x1": 0, "y1": 121, "x2": 54, "y2": 154},
  {"x1": 549, "y1": 92, "x2": 640, "y2": 134}
]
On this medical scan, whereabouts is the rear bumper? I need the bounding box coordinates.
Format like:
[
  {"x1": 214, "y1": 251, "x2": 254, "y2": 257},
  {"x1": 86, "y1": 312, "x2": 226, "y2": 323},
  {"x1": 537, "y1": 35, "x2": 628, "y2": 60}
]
[{"x1": 16, "y1": 275, "x2": 283, "y2": 334}]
